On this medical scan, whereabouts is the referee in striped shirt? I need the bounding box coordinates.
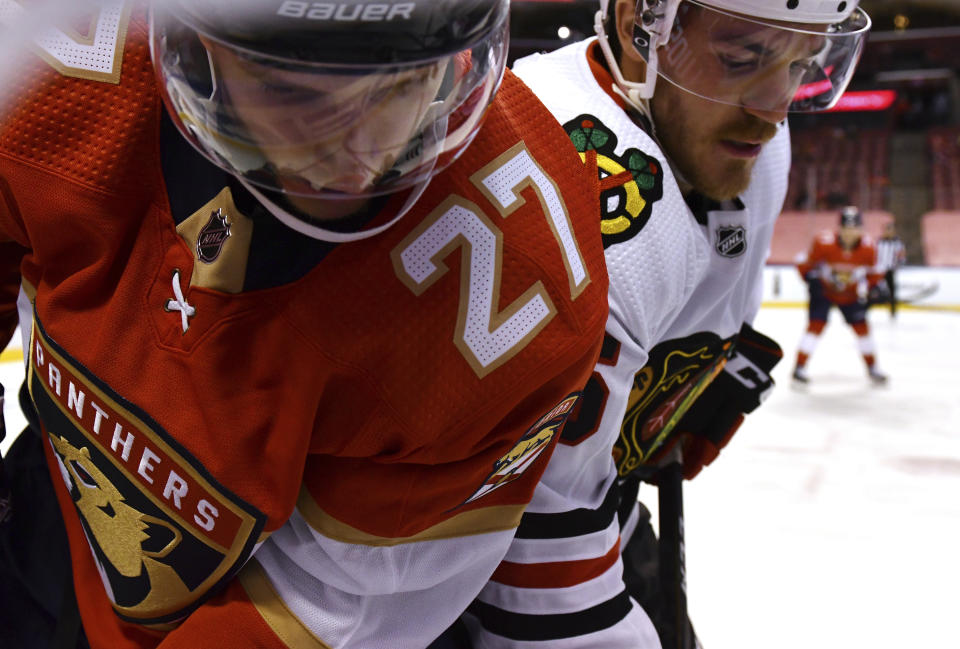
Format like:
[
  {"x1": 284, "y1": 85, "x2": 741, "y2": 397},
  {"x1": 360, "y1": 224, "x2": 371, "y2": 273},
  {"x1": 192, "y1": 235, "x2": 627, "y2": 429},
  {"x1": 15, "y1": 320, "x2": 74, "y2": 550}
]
[{"x1": 876, "y1": 221, "x2": 907, "y2": 318}]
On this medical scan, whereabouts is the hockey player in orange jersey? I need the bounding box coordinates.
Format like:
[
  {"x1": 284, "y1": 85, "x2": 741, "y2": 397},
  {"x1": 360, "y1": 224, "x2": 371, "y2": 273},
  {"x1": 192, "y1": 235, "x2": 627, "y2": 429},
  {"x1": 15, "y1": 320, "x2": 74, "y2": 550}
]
[
  {"x1": 792, "y1": 205, "x2": 888, "y2": 384},
  {"x1": 0, "y1": 2, "x2": 609, "y2": 648}
]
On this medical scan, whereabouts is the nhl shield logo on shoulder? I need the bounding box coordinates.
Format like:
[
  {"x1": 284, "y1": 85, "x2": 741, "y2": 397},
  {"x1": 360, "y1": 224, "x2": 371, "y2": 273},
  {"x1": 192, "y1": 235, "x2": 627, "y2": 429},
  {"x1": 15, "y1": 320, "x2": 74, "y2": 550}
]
[
  {"x1": 197, "y1": 209, "x2": 231, "y2": 264},
  {"x1": 716, "y1": 225, "x2": 746, "y2": 258}
]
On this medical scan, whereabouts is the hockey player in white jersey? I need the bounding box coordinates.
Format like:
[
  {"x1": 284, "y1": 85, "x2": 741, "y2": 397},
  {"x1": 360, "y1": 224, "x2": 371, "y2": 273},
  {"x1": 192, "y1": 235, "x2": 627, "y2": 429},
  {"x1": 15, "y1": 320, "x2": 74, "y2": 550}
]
[{"x1": 444, "y1": 1, "x2": 871, "y2": 647}]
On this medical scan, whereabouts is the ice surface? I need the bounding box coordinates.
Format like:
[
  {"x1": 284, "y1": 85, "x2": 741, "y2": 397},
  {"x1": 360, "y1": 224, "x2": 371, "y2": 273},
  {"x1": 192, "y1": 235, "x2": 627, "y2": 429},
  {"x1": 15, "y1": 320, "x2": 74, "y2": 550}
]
[
  {"x1": 679, "y1": 306, "x2": 960, "y2": 649},
  {"x1": 1, "y1": 331, "x2": 25, "y2": 456}
]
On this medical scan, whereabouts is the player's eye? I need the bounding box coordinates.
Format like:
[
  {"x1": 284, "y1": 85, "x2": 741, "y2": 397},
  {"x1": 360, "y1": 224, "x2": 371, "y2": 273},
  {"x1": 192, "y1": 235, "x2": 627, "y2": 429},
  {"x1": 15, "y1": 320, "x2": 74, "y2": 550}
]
[
  {"x1": 719, "y1": 55, "x2": 759, "y2": 72},
  {"x1": 367, "y1": 78, "x2": 417, "y2": 105},
  {"x1": 70, "y1": 460, "x2": 99, "y2": 489},
  {"x1": 259, "y1": 81, "x2": 318, "y2": 101},
  {"x1": 714, "y1": 45, "x2": 763, "y2": 73}
]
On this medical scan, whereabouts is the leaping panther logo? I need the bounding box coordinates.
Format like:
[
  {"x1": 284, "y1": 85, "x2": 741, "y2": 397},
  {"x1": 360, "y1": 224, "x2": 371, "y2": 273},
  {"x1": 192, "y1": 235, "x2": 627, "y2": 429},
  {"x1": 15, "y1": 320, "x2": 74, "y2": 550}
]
[
  {"x1": 49, "y1": 434, "x2": 193, "y2": 611},
  {"x1": 29, "y1": 315, "x2": 266, "y2": 624},
  {"x1": 459, "y1": 393, "x2": 580, "y2": 507},
  {"x1": 564, "y1": 114, "x2": 664, "y2": 248}
]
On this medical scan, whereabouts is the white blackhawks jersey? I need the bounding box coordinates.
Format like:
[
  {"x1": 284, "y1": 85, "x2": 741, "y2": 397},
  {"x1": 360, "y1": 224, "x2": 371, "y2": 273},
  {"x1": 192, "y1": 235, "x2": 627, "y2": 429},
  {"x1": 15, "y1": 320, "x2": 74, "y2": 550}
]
[{"x1": 461, "y1": 39, "x2": 790, "y2": 647}]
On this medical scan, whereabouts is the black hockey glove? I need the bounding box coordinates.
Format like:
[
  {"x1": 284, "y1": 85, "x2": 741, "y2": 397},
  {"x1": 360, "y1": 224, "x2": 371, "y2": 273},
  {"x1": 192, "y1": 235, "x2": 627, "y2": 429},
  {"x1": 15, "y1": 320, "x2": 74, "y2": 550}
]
[{"x1": 676, "y1": 322, "x2": 782, "y2": 479}]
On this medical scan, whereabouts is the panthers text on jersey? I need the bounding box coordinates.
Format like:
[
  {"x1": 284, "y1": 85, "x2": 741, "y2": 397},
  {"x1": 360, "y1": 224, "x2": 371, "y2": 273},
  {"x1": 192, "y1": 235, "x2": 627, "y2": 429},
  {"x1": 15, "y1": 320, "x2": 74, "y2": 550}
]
[
  {"x1": 798, "y1": 232, "x2": 883, "y2": 305},
  {"x1": 464, "y1": 37, "x2": 791, "y2": 647},
  {"x1": 0, "y1": 6, "x2": 609, "y2": 648}
]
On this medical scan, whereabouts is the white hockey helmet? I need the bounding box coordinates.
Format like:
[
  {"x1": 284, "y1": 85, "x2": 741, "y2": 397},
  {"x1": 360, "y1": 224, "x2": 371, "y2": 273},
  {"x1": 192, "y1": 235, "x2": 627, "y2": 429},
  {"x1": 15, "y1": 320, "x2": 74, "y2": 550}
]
[{"x1": 595, "y1": 0, "x2": 871, "y2": 113}]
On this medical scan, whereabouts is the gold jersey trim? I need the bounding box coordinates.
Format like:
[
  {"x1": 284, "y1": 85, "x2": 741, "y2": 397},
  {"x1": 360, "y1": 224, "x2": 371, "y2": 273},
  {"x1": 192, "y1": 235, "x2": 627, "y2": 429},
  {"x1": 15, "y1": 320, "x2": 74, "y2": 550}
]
[
  {"x1": 296, "y1": 485, "x2": 526, "y2": 547},
  {"x1": 239, "y1": 560, "x2": 334, "y2": 649}
]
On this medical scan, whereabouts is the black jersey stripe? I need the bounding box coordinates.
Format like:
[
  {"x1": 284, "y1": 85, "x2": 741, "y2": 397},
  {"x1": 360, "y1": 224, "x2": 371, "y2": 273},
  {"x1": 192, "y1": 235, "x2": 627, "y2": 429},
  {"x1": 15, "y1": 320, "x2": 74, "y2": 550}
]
[
  {"x1": 468, "y1": 589, "x2": 633, "y2": 641},
  {"x1": 514, "y1": 479, "x2": 620, "y2": 540}
]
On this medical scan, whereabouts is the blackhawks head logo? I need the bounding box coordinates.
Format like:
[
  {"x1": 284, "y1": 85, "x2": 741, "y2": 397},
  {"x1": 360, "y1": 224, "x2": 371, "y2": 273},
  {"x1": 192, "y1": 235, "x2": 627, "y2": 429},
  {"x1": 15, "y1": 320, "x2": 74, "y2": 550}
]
[{"x1": 564, "y1": 114, "x2": 664, "y2": 248}]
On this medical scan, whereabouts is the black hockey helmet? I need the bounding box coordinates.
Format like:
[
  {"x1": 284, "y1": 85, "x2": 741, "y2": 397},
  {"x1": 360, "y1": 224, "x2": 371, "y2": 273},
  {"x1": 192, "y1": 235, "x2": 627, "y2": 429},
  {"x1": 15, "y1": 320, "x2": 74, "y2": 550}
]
[
  {"x1": 171, "y1": 0, "x2": 506, "y2": 66},
  {"x1": 149, "y1": 0, "x2": 509, "y2": 230}
]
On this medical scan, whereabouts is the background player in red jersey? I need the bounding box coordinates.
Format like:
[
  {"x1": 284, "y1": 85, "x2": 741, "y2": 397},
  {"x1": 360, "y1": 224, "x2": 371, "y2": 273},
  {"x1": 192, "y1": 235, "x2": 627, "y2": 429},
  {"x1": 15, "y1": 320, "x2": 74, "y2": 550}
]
[
  {"x1": 0, "y1": 2, "x2": 609, "y2": 648},
  {"x1": 792, "y1": 205, "x2": 888, "y2": 384}
]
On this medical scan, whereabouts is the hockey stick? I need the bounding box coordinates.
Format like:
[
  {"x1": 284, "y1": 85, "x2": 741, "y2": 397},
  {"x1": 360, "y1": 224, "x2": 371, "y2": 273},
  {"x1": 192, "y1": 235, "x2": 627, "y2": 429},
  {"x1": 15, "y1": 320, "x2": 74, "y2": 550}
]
[
  {"x1": 648, "y1": 354, "x2": 732, "y2": 649},
  {"x1": 896, "y1": 280, "x2": 940, "y2": 305},
  {"x1": 623, "y1": 346, "x2": 732, "y2": 649},
  {"x1": 657, "y1": 459, "x2": 690, "y2": 649},
  {"x1": 0, "y1": 383, "x2": 10, "y2": 523},
  {"x1": 868, "y1": 279, "x2": 940, "y2": 309}
]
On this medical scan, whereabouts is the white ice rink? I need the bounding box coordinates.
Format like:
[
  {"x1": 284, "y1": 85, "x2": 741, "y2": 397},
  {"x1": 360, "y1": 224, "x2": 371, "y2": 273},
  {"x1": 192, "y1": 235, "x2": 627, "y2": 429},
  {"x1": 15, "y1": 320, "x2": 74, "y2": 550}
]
[
  {"x1": 1, "y1": 304, "x2": 958, "y2": 648},
  {"x1": 682, "y1": 305, "x2": 960, "y2": 649}
]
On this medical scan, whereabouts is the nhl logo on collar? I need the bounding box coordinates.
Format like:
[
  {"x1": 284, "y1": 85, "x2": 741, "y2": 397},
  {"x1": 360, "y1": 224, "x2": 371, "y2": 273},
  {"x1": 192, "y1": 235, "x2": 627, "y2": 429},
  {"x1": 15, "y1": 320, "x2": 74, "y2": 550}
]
[
  {"x1": 197, "y1": 209, "x2": 232, "y2": 264},
  {"x1": 716, "y1": 225, "x2": 746, "y2": 258}
]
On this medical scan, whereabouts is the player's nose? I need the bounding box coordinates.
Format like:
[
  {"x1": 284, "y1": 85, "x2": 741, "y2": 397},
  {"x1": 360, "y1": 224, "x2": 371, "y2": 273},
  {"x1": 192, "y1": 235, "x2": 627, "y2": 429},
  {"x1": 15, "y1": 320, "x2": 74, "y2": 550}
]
[{"x1": 743, "y1": 104, "x2": 788, "y2": 126}]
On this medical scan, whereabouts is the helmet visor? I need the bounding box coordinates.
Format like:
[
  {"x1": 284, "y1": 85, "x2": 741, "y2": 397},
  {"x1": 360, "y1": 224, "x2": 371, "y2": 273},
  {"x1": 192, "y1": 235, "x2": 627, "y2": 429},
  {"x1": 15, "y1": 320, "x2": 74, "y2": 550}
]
[
  {"x1": 644, "y1": 0, "x2": 870, "y2": 113},
  {"x1": 149, "y1": 5, "x2": 507, "y2": 199}
]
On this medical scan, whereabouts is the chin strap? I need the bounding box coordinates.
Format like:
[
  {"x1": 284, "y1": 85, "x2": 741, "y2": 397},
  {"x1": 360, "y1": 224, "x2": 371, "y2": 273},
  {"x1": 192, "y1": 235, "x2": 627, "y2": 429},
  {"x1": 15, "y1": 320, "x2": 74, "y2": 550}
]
[
  {"x1": 238, "y1": 179, "x2": 430, "y2": 243},
  {"x1": 593, "y1": 8, "x2": 658, "y2": 123},
  {"x1": 594, "y1": 8, "x2": 703, "y2": 190},
  {"x1": 594, "y1": 13, "x2": 655, "y2": 119},
  {"x1": 593, "y1": 0, "x2": 685, "y2": 135},
  {"x1": 610, "y1": 84, "x2": 655, "y2": 135}
]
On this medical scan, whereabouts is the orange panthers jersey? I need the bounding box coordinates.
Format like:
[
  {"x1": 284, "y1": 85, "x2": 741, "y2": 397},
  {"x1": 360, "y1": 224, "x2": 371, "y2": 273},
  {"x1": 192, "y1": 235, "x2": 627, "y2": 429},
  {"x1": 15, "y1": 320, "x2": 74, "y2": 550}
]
[
  {"x1": 798, "y1": 231, "x2": 882, "y2": 305},
  {"x1": 0, "y1": 8, "x2": 608, "y2": 648}
]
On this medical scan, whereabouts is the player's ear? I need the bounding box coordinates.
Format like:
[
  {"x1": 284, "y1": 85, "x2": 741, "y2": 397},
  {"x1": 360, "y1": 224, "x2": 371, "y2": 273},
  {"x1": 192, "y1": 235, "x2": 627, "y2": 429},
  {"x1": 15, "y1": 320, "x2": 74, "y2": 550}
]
[{"x1": 615, "y1": 0, "x2": 647, "y2": 70}]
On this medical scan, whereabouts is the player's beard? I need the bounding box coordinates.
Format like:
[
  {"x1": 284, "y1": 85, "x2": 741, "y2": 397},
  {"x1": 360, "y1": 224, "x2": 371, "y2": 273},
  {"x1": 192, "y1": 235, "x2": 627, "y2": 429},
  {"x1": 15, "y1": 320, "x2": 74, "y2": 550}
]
[{"x1": 651, "y1": 92, "x2": 778, "y2": 201}]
